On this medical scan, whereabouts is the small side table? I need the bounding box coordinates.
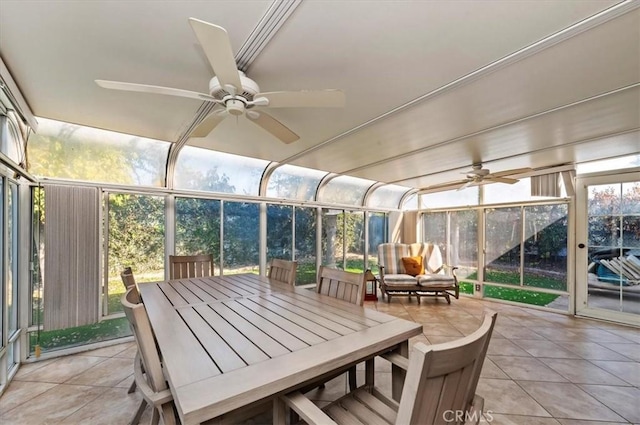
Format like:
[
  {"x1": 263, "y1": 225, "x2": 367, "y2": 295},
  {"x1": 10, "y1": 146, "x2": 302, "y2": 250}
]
[{"x1": 364, "y1": 269, "x2": 379, "y2": 301}]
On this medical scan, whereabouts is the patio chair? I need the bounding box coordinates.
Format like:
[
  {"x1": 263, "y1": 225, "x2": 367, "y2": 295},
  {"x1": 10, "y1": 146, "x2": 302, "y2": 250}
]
[
  {"x1": 120, "y1": 267, "x2": 140, "y2": 394},
  {"x1": 315, "y1": 266, "x2": 366, "y2": 391},
  {"x1": 122, "y1": 287, "x2": 178, "y2": 425},
  {"x1": 268, "y1": 258, "x2": 298, "y2": 285},
  {"x1": 169, "y1": 254, "x2": 214, "y2": 279},
  {"x1": 276, "y1": 312, "x2": 497, "y2": 425}
]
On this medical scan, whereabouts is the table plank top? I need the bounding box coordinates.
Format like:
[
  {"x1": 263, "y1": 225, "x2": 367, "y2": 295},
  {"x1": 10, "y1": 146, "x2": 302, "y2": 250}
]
[{"x1": 139, "y1": 273, "x2": 422, "y2": 424}]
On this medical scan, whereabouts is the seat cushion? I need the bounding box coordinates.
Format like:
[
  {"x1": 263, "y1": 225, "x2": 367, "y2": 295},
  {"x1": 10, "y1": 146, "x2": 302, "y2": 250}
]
[
  {"x1": 401, "y1": 256, "x2": 424, "y2": 276},
  {"x1": 417, "y1": 273, "x2": 455, "y2": 287},
  {"x1": 383, "y1": 273, "x2": 418, "y2": 286}
]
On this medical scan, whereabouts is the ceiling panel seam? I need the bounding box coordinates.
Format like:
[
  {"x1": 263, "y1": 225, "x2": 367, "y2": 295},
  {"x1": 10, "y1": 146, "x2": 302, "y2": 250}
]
[{"x1": 279, "y1": 0, "x2": 640, "y2": 165}]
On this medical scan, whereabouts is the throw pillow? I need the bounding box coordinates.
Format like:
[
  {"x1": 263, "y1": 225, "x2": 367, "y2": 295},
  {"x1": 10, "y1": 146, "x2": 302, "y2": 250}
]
[{"x1": 401, "y1": 256, "x2": 424, "y2": 276}]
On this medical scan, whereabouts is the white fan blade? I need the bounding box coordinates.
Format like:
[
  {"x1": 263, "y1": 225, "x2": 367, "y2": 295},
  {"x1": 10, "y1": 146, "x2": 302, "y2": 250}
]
[
  {"x1": 255, "y1": 90, "x2": 345, "y2": 108},
  {"x1": 490, "y1": 167, "x2": 532, "y2": 178},
  {"x1": 457, "y1": 180, "x2": 475, "y2": 191},
  {"x1": 485, "y1": 176, "x2": 519, "y2": 184},
  {"x1": 95, "y1": 80, "x2": 218, "y2": 102},
  {"x1": 419, "y1": 180, "x2": 469, "y2": 193},
  {"x1": 190, "y1": 110, "x2": 227, "y2": 138},
  {"x1": 247, "y1": 112, "x2": 299, "y2": 144},
  {"x1": 188, "y1": 18, "x2": 242, "y2": 91}
]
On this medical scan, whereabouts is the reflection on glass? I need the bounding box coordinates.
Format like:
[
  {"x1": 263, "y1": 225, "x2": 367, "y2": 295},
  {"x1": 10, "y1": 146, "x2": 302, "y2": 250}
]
[
  {"x1": 322, "y1": 209, "x2": 365, "y2": 270},
  {"x1": 450, "y1": 210, "x2": 478, "y2": 280},
  {"x1": 523, "y1": 205, "x2": 567, "y2": 291},
  {"x1": 422, "y1": 211, "x2": 446, "y2": 254},
  {"x1": 176, "y1": 198, "x2": 221, "y2": 274},
  {"x1": 27, "y1": 117, "x2": 170, "y2": 186},
  {"x1": 420, "y1": 187, "x2": 478, "y2": 209},
  {"x1": 320, "y1": 175, "x2": 375, "y2": 206},
  {"x1": 587, "y1": 181, "x2": 640, "y2": 314},
  {"x1": 368, "y1": 212, "x2": 388, "y2": 273},
  {"x1": 267, "y1": 204, "x2": 293, "y2": 260},
  {"x1": 367, "y1": 185, "x2": 411, "y2": 209},
  {"x1": 266, "y1": 164, "x2": 327, "y2": 201},
  {"x1": 295, "y1": 207, "x2": 317, "y2": 285},
  {"x1": 108, "y1": 193, "x2": 165, "y2": 314},
  {"x1": 223, "y1": 201, "x2": 259, "y2": 274},
  {"x1": 175, "y1": 146, "x2": 269, "y2": 196},
  {"x1": 485, "y1": 207, "x2": 521, "y2": 285}
]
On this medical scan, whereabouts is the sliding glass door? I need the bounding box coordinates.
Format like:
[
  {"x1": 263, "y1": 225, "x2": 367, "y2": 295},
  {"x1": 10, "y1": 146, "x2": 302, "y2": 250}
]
[{"x1": 576, "y1": 172, "x2": 640, "y2": 325}]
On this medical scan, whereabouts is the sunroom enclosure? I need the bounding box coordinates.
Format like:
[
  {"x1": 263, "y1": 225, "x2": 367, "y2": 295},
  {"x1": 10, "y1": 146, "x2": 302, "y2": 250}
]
[{"x1": 0, "y1": 109, "x2": 639, "y2": 399}]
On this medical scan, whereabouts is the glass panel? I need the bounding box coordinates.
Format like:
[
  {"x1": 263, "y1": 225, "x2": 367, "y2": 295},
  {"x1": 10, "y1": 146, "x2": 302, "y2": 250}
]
[
  {"x1": 344, "y1": 211, "x2": 365, "y2": 272},
  {"x1": 320, "y1": 175, "x2": 375, "y2": 206},
  {"x1": 175, "y1": 198, "x2": 221, "y2": 274},
  {"x1": 367, "y1": 185, "x2": 411, "y2": 209},
  {"x1": 174, "y1": 146, "x2": 269, "y2": 196},
  {"x1": 485, "y1": 207, "x2": 522, "y2": 285},
  {"x1": 266, "y1": 164, "x2": 327, "y2": 201},
  {"x1": 31, "y1": 187, "x2": 44, "y2": 330},
  {"x1": 223, "y1": 201, "x2": 259, "y2": 274},
  {"x1": 367, "y1": 212, "x2": 388, "y2": 273},
  {"x1": 402, "y1": 193, "x2": 418, "y2": 210},
  {"x1": 484, "y1": 284, "x2": 563, "y2": 307},
  {"x1": 295, "y1": 207, "x2": 317, "y2": 285},
  {"x1": 27, "y1": 117, "x2": 169, "y2": 186},
  {"x1": 422, "y1": 211, "x2": 446, "y2": 254},
  {"x1": 577, "y1": 154, "x2": 640, "y2": 174},
  {"x1": 420, "y1": 186, "x2": 478, "y2": 208},
  {"x1": 322, "y1": 209, "x2": 342, "y2": 268},
  {"x1": 1, "y1": 114, "x2": 24, "y2": 166},
  {"x1": 586, "y1": 183, "x2": 636, "y2": 313},
  {"x1": 523, "y1": 205, "x2": 568, "y2": 291},
  {"x1": 107, "y1": 193, "x2": 165, "y2": 314},
  {"x1": 7, "y1": 183, "x2": 18, "y2": 337},
  {"x1": 450, "y1": 210, "x2": 478, "y2": 281},
  {"x1": 267, "y1": 204, "x2": 293, "y2": 260}
]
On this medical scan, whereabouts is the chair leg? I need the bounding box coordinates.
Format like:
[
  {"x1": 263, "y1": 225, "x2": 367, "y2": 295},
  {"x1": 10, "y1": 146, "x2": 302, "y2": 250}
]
[
  {"x1": 160, "y1": 403, "x2": 177, "y2": 425},
  {"x1": 127, "y1": 379, "x2": 137, "y2": 394},
  {"x1": 348, "y1": 366, "x2": 357, "y2": 391},
  {"x1": 129, "y1": 399, "x2": 147, "y2": 425},
  {"x1": 150, "y1": 407, "x2": 160, "y2": 425}
]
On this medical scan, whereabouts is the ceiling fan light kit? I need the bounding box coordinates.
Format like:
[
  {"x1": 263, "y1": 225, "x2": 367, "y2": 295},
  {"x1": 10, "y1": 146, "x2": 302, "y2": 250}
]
[{"x1": 95, "y1": 18, "x2": 345, "y2": 143}]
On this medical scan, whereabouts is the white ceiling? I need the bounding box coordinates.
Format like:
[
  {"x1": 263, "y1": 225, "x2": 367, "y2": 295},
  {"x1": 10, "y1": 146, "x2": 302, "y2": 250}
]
[{"x1": 0, "y1": 0, "x2": 638, "y2": 190}]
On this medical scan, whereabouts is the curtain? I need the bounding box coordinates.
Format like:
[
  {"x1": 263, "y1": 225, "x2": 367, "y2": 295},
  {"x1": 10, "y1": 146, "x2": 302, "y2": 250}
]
[{"x1": 44, "y1": 185, "x2": 100, "y2": 330}]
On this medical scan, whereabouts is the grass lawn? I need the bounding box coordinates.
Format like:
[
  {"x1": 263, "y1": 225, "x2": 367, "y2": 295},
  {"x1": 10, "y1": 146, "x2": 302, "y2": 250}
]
[{"x1": 467, "y1": 269, "x2": 564, "y2": 306}]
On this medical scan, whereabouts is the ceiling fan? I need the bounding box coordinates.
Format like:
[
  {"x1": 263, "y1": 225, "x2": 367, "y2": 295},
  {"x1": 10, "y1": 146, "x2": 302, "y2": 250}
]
[
  {"x1": 420, "y1": 164, "x2": 533, "y2": 192},
  {"x1": 95, "y1": 18, "x2": 345, "y2": 144}
]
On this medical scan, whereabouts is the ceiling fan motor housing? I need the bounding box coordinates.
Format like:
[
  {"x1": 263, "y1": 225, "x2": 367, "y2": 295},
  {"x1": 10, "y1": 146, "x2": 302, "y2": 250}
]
[{"x1": 208, "y1": 71, "x2": 260, "y2": 100}]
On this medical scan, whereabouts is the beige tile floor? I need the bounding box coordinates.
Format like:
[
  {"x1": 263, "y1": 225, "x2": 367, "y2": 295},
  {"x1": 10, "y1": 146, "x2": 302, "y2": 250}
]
[{"x1": 1, "y1": 296, "x2": 639, "y2": 424}]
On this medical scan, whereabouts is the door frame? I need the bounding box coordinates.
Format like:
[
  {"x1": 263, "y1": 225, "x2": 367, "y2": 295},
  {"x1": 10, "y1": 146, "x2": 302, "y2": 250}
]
[{"x1": 575, "y1": 170, "x2": 640, "y2": 326}]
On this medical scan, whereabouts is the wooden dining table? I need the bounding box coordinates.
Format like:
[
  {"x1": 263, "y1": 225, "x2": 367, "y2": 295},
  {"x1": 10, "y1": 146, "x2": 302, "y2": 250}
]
[{"x1": 138, "y1": 273, "x2": 423, "y2": 424}]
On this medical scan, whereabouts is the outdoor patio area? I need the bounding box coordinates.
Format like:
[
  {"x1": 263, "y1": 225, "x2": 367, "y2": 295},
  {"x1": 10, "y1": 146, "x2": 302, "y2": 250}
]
[{"x1": 0, "y1": 296, "x2": 638, "y2": 424}]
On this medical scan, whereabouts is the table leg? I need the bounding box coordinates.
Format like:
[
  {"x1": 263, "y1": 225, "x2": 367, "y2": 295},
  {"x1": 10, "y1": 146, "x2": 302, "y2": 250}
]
[
  {"x1": 273, "y1": 398, "x2": 287, "y2": 425},
  {"x1": 391, "y1": 341, "x2": 409, "y2": 401},
  {"x1": 365, "y1": 358, "x2": 375, "y2": 387}
]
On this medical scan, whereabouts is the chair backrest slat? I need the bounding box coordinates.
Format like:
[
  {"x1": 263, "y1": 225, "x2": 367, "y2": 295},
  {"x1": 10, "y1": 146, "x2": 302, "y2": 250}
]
[
  {"x1": 169, "y1": 254, "x2": 214, "y2": 279},
  {"x1": 396, "y1": 312, "x2": 497, "y2": 425},
  {"x1": 121, "y1": 288, "x2": 167, "y2": 393},
  {"x1": 316, "y1": 266, "x2": 366, "y2": 306},
  {"x1": 120, "y1": 267, "x2": 140, "y2": 303},
  {"x1": 268, "y1": 259, "x2": 297, "y2": 285}
]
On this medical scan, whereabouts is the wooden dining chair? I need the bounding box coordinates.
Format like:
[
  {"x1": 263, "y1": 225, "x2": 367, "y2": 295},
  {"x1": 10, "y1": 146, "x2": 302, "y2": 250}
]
[
  {"x1": 120, "y1": 267, "x2": 140, "y2": 394},
  {"x1": 315, "y1": 266, "x2": 366, "y2": 391},
  {"x1": 122, "y1": 287, "x2": 177, "y2": 425},
  {"x1": 268, "y1": 259, "x2": 298, "y2": 285},
  {"x1": 277, "y1": 312, "x2": 498, "y2": 425},
  {"x1": 316, "y1": 266, "x2": 366, "y2": 306},
  {"x1": 169, "y1": 254, "x2": 214, "y2": 279}
]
